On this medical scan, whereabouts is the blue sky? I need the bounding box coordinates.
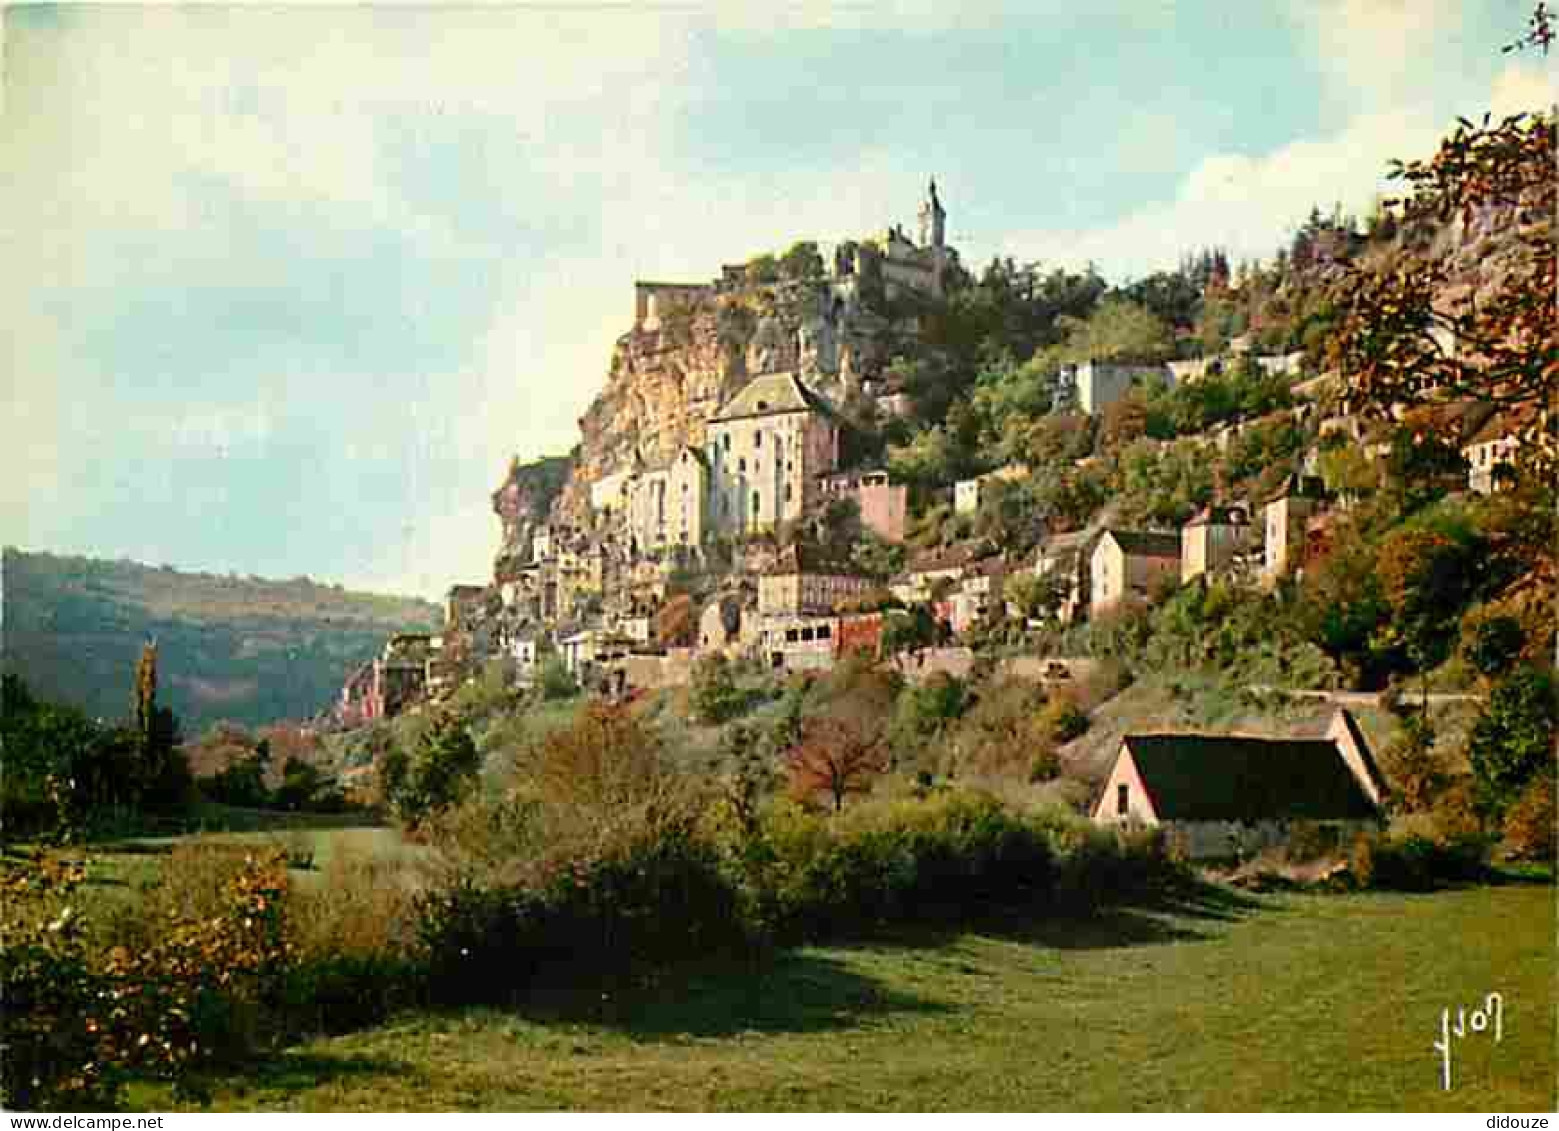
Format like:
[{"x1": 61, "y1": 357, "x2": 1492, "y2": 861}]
[{"x1": 3, "y1": 3, "x2": 1552, "y2": 598}]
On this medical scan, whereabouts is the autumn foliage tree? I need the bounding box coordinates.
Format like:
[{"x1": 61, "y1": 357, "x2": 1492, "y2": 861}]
[
  {"x1": 785, "y1": 716, "x2": 889, "y2": 813},
  {"x1": 1327, "y1": 110, "x2": 1556, "y2": 485}
]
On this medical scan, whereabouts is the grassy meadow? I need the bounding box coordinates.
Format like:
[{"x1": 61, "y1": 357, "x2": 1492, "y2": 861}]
[{"x1": 130, "y1": 879, "x2": 1554, "y2": 1112}]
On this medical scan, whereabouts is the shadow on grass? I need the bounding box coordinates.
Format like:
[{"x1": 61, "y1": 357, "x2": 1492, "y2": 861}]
[
  {"x1": 1484, "y1": 864, "x2": 1556, "y2": 888},
  {"x1": 213, "y1": 1051, "x2": 413, "y2": 1098},
  {"x1": 515, "y1": 948, "x2": 952, "y2": 1041},
  {"x1": 509, "y1": 879, "x2": 1267, "y2": 1041},
  {"x1": 987, "y1": 878, "x2": 1270, "y2": 950},
  {"x1": 840, "y1": 876, "x2": 1272, "y2": 955}
]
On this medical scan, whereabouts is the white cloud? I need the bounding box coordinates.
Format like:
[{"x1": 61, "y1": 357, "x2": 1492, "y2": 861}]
[
  {"x1": 1286, "y1": 0, "x2": 1465, "y2": 112},
  {"x1": 1488, "y1": 60, "x2": 1557, "y2": 116},
  {"x1": 1008, "y1": 105, "x2": 1443, "y2": 278},
  {"x1": 1005, "y1": 54, "x2": 1552, "y2": 282}
]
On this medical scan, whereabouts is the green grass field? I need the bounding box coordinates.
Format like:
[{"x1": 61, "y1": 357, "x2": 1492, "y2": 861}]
[{"x1": 137, "y1": 880, "x2": 1556, "y2": 1112}]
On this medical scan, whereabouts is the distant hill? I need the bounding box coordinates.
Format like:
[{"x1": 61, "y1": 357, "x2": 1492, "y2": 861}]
[{"x1": 2, "y1": 548, "x2": 441, "y2": 734}]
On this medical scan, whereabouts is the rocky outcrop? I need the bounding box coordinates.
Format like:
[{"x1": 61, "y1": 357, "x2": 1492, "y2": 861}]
[
  {"x1": 551, "y1": 276, "x2": 901, "y2": 530},
  {"x1": 491, "y1": 455, "x2": 571, "y2": 579}
]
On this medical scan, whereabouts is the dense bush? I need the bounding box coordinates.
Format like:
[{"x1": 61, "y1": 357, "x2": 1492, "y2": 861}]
[
  {"x1": 1503, "y1": 773, "x2": 1556, "y2": 863},
  {"x1": 1468, "y1": 665, "x2": 1557, "y2": 821},
  {"x1": 750, "y1": 794, "x2": 1056, "y2": 940},
  {"x1": 689, "y1": 654, "x2": 758, "y2": 724},
  {"x1": 411, "y1": 787, "x2": 1182, "y2": 1006},
  {"x1": 417, "y1": 824, "x2": 746, "y2": 1005},
  {"x1": 2, "y1": 846, "x2": 291, "y2": 1111},
  {"x1": 1350, "y1": 832, "x2": 1492, "y2": 891}
]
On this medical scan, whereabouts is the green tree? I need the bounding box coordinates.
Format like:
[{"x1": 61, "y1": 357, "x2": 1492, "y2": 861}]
[
  {"x1": 1005, "y1": 571, "x2": 1064, "y2": 623},
  {"x1": 1055, "y1": 296, "x2": 1174, "y2": 365},
  {"x1": 1328, "y1": 110, "x2": 1556, "y2": 489},
  {"x1": 881, "y1": 605, "x2": 942, "y2": 656},
  {"x1": 1375, "y1": 517, "x2": 1485, "y2": 671},
  {"x1": 534, "y1": 655, "x2": 578, "y2": 701},
  {"x1": 1467, "y1": 664, "x2": 1556, "y2": 820},
  {"x1": 689, "y1": 654, "x2": 750, "y2": 724},
  {"x1": 1462, "y1": 614, "x2": 1527, "y2": 677},
  {"x1": 387, "y1": 711, "x2": 481, "y2": 824},
  {"x1": 778, "y1": 241, "x2": 824, "y2": 280}
]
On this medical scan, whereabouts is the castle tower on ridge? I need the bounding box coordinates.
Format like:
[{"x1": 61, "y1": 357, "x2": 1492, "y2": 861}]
[{"x1": 918, "y1": 178, "x2": 946, "y2": 249}]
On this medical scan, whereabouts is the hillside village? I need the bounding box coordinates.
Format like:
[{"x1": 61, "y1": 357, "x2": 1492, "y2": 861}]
[
  {"x1": 334, "y1": 176, "x2": 1541, "y2": 733},
  {"x1": 3, "y1": 16, "x2": 1554, "y2": 1110}
]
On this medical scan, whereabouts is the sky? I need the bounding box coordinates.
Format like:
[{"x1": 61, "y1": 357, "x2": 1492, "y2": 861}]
[{"x1": 3, "y1": 2, "x2": 1553, "y2": 599}]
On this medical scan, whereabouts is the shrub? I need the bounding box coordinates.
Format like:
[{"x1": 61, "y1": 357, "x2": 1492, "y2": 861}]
[
  {"x1": 418, "y1": 825, "x2": 747, "y2": 1005},
  {"x1": 384, "y1": 710, "x2": 481, "y2": 826},
  {"x1": 1350, "y1": 832, "x2": 1492, "y2": 891},
  {"x1": 3, "y1": 846, "x2": 292, "y2": 1111},
  {"x1": 1468, "y1": 665, "x2": 1557, "y2": 820},
  {"x1": 534, "y1": 656, "x2": 578, "y2": 702},
  {"x1": 1380, "y1": 712, "x2": 1449, "y2": 814},
  {"x1": 950, "y1": 678, "x2": 1050, "y2": 777},
  {"x1": 1503, "y1": 773, "x2": 1556, "y2": 863},
  {"x1": 1461, "y1": 613, "x2": 1527, "y2": 677},
  {"x1": 752, "y1": 793, "x2": 1055, "y2": 941},
  {"x1": 1, "y1": 852, "x2": 117, "y2": 1110},
  {"x1": 689, "y1": 655, "x2": 752, "y2": 724},
  {"x1": 1039, "y1": 696, "x2": 1090, "y2": 744}
]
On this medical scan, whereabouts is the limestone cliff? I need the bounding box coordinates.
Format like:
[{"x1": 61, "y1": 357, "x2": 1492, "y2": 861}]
[
  {"x1": 550, "y1": 274, "x2": 902, "y2": 530},
  {"x1": 491, "y1": 454, "x2": 572, "y2": 580}
]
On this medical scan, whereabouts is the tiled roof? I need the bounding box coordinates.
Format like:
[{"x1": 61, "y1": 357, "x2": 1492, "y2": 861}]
[
  {"x1": 1464, "y1": 406, "x2": 1536, "y2": 448},
  {"x1": 1103, "y1": 529, "x2": 1180, "y2": 559},
  {"x1": 1122, "y1": 734, "x2": 1379, "y2": 822},
  {"x1": 712, "y1": 371, "x2": 836, "y2": 422},
  {"x1": 1184, "y1": 504, "x2": 1250, "y2": 528},
  {"x1": 906, "y1": 540, "x2": 990, "y2": 575},
  {"x1": 762, "y1": 544, "x2": 867, "y2": 578},
  {"x1": 1265, "y1": 472, "x2": 1328, "y2": 504}
]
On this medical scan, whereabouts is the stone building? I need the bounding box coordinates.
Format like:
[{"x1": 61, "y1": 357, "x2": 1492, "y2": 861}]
[
  {"x1": 849, "y1": 179, "x2": 957, "y2": 302},
  {"x1": 1089, "y1": 529, "x2": 1180, "y2": 618},
  {"x1": 1462, "y1": 411, "x2": 1527, "y2": 495},
  {"x1": 1180, "y1": 504, "x2": 1251, "y2": 584},
  {"x1": 1262, "y1": 474, "x2": 1327, "y2": 585},
  {"x1": 1033, "y1": 528, "x2": 1102, "y2": 625},
  {"x1": 1054, "y1": 360, "x2": 1172, "y2": 415},
  {"x1": 705, "y1": 372, "x2": 840, "y2": 537},
  {"x1": 817, "y1": 469, "x2": 908, "y2": 542},
  {"x1": 632, "y1": 281, "x2": 712, "y2": 333},
  {"x1": 757, "y1": 545, "x2": 874, "y2": 617},
  {"x1": 623, "y1": 446, "x2": 708, "y2": 554}
]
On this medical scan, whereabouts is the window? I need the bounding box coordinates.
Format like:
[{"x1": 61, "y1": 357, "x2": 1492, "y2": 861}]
[
  {"x1": 738, "y1": 458, "x2": 746, "y2": 473},
  {"x1": 1116, "y1": 783, "x2": 1129, "y2": 816},
  {"x1": 819, "y1": 623, "x2": 832, "y2": 639},
  {"x1": 755, "y1": 431, "x2": 762, "y2": 448},
  {"x1": 784, "y1": 483, "x2": 793, "y2": 502},
  {"x1": 723, "y1": 434, "x2": 732, "y2": 451},
  {"x1": 752, "y1": 490, "x2": 760, "y2": 515}
]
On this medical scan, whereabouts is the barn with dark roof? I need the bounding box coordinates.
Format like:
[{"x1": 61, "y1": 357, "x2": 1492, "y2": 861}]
[{"x1": 1092, "y1": 710, "x2": 1383, "y2": 859}]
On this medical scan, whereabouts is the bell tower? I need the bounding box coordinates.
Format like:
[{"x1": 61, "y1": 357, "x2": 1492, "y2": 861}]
[{"x1": 917, "y1": 178, "x2": 946, "y2": 249}]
